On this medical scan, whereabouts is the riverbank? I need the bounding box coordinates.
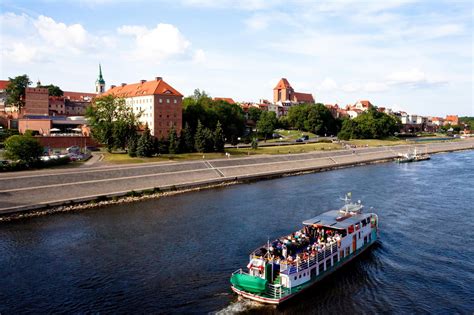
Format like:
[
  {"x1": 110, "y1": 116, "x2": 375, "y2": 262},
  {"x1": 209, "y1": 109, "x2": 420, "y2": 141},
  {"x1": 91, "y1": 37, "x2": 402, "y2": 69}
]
[{"x1": 0, "y1": 139, "x2": 473, "y2": 219}]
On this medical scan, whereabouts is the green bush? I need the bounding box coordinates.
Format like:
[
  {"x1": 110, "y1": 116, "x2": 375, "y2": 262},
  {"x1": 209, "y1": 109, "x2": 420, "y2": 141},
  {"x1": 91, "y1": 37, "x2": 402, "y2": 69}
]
[{"x1": 3, "y1": 135, "x2": 43, "y2": 164}]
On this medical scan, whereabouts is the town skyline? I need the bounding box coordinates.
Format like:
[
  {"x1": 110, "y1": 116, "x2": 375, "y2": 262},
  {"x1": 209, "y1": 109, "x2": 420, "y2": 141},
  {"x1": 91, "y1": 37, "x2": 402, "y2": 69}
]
[{"x1": 1, "y1": 0, "x2": 472, "y2": 117}]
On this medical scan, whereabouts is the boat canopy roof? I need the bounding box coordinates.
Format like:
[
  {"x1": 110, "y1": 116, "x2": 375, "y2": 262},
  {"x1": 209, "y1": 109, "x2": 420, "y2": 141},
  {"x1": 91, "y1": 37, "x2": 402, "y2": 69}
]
[{"x1": 302, "y1": 210, "x2": 372, "y2": 230}]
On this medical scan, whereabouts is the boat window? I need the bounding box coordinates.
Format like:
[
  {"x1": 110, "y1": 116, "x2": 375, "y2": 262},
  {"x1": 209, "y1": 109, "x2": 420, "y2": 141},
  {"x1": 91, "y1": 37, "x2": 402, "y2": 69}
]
[
  {"x1": 348, "y1": 225, "x2": 354, "y2": 234},
  {"x1": 294, "y1": 276, "x2": 297, "y2": 280},
  {"x1": 319, "y1": 263, "x2": 324, "y2": 274}
]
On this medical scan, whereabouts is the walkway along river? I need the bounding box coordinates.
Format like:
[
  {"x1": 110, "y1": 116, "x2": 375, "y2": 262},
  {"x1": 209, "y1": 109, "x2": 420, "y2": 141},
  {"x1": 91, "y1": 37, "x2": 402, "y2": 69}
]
[{"x1": 0, "y1": 150, "x2": 473, "y2": 313}]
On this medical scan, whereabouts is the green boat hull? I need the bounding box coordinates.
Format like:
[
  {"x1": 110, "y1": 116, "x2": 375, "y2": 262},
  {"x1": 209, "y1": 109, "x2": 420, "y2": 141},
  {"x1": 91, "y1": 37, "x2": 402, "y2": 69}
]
[{"x1": 230, "y1": 273, "x2": 267, "y2": 294}]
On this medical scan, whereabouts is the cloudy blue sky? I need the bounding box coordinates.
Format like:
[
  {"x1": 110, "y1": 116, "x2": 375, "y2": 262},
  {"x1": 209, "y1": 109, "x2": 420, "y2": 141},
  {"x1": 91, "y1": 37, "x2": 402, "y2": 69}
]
[{"x1": 0, "y1": 0, "x2": 472, "y2": 116}]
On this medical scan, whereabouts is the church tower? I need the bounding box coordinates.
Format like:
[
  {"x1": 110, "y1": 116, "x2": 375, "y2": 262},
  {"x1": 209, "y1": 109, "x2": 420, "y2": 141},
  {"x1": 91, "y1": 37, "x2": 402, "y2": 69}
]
[{"x1": 95, "y1": 64, "x2": 106, "y2": 94}]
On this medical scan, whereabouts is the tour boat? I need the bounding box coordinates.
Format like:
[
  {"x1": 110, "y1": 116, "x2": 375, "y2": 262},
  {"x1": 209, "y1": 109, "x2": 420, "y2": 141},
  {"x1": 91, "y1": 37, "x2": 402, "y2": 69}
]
[{"x1": 230, "y1": 194, "x2": 379, "y2": 305}]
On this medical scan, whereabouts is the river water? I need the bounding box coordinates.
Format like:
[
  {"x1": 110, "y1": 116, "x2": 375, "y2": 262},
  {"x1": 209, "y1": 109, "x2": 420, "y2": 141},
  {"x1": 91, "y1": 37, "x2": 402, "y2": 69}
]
[{"x1": 1, "y1": 150, "x2": 473, "y2": 314}]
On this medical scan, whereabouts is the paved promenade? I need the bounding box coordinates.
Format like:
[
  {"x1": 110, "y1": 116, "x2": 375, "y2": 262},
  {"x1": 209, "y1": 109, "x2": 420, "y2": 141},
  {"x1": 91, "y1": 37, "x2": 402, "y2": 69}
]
[{"x1": 0, "y1": 140, "x2": 473, "y2": 214}]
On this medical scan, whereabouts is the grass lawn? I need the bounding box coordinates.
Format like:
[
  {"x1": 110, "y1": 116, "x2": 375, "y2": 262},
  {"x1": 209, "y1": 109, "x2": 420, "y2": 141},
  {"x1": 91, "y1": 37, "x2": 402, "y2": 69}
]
[
  {"x1": 227, "y1": 142, "x2": 342, "y2": 155},
  {"x1": 101, "y1": 151, "x2": 250, "y2": 164},
  {"x1": 268, "y1": 129, "x2": 317, "y2": 142},
  {"x1": 101, "y1": 136, "x2": 456, "y2": 164}
]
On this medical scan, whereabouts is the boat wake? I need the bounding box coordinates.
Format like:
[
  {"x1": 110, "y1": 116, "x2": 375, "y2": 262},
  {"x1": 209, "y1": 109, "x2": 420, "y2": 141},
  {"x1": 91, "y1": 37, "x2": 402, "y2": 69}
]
[{"x1": 215, "y1": 298, "x2": 264, "y2": 314}]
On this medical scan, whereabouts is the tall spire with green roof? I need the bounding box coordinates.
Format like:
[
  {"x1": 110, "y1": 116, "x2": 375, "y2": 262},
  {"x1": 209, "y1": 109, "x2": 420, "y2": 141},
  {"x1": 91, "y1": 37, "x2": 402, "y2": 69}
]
[{"x1": 96, "y1": 63, "x2": 106, "y2": 94}]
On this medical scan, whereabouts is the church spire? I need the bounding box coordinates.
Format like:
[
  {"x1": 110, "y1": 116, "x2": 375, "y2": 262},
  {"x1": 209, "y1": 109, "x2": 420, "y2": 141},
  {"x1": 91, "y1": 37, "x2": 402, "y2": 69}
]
[{"x1": 96, "y1": 63, "x2": 106, "y2": 94}]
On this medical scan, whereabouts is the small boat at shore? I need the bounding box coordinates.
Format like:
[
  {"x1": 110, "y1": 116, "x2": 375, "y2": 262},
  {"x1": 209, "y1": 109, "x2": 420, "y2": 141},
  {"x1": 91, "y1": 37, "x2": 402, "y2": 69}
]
[
  {"x1": 396, "y1": 148, "x2": 431, "y2": 163},
  {"x1": 230, "y1": 194, "x2": 379, "y2": 305}
]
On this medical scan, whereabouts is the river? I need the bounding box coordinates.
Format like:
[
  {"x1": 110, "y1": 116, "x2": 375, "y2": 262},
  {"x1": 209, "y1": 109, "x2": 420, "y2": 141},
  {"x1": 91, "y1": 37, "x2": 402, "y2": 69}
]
[{"x1": 0, "y1": 150, "x2": 473, "y2": 314}]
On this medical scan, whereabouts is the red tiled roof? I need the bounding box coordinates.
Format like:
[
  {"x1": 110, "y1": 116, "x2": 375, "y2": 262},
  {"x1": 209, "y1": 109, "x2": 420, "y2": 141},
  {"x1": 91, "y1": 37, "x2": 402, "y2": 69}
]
[
  {"x1": 274, "y1": 78, "x2": 292, "y2": 90},
  {"x1": 214, "y1": 97, "x2": 235, "y2": 104},
  {"x1": 63, "y1": 91, "x2": 96, "y2": 101},
  {"x1": 445, "y1": 115, "x2": 458, "y2": 121},
  {"x1": 104, "y1": 78, "x2": 183, "y2": 98},
  {"x1": 293, "y1": 92, "x2": 314, "y2": 103},
  {"x1": 359, "y1": 100, "x2": 373, "y2": 107},
  {"x1": 0, "y1": 80, "x2": 9, "y2": 90}
]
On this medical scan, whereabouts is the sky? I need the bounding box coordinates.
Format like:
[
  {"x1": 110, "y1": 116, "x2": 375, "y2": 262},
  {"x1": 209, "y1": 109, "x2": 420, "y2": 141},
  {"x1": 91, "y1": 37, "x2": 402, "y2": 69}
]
[{"x1": 0, "y1": 0, "x2": 472, "y2": 117}]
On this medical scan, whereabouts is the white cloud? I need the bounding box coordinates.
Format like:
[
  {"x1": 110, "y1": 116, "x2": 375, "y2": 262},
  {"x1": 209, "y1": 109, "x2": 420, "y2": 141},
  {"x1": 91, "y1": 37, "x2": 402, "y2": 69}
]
[
  {"x1": 0, "y1": 12, "x2": 110, "y2": 63},
  {"x1": 0, "y1": 12, "x2": 29, "y2": 30},
  {"x1": 2, "y1": 42, "x2": 40, "y2": 64},
  {"x1": 341, "y1": 83, "x2": 359, "y2": 93},
  {"x1": 363, "y1": 82, "x2": 388, "y2": 93},
  {"x1": 386, "y1": 68, "x2": 446, "y2": 88},
  {"x1": 318, "y1": 78, "x2": 338, "y2": 91},
  {"x1": 118, "y1": 23, "x2": 191, "y2": 62},
  {"x1": 34, "y1": 15, "x2": 90, "y2": 51},
  {"x1": 193, "y1": 49, "x2": 206, "y2": 63}
]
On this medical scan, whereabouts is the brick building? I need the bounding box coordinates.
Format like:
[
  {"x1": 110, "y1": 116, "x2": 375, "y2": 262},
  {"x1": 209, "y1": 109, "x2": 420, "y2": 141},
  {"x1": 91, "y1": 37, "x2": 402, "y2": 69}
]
[
  {"x1": 273, "y1": 78, "x2": 314, "y2": 105},
  {"x1": 24, "y1": 87, "x2": 49, "y2": 116},
  {"x1": 103, "y1": 77, "x2": 183, "y2": 138}
]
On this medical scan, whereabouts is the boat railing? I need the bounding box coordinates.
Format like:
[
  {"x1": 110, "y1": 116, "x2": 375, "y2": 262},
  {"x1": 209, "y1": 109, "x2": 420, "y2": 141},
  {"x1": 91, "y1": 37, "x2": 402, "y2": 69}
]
[
  {"x1": 232, "y1": 268, "x2": 248, "y2": 276},
  {"x1": 266, "y1": 282, "x2": 290, "y2": 298},
  {"x1": 280, "y1": 241, "x2": 339, "y2": 275}
]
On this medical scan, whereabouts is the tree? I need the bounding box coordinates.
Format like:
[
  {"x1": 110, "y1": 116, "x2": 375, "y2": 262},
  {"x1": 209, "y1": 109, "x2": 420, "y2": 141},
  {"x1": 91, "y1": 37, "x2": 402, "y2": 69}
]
[
  {"x1": 257, "y1": 111, "x2": 277, "y2": 140},
  {"x1": 168, "y1": 125, "x2": 179, "y2": 154},
  {"x1": 3, "y1": 135, "x2": 43, "y2": 164},
  {"x1": 85, "y1": 95, "x2": 141, "y2": 152},
  {"x1": 128, "y1": 135, "x2": 138, "y2": 157},
  {"x1": 203, "y1": 128, "x2": 214, "y2": 152},
  {"x1": 39, "y1": 84, "x2": 63, "y2": 97},
  {"x1": 248, "y1": 107, "x2": 262, "y2": 122},
  {"x1": 337, "y1": 109, "x2": 401, "y2": 140},
  {"x1": 251, "y1": 137, "x2": 258, "y2": 150},
  {"x1": 214, "y1": 121, "x2": 225, "y2": 152},
  {"x1": 194, "y1": 120, "x2": 206, "y2": 153},
  {"x1": 137, "y1": 125, "x2": 154, "y2": 157},
  {"x1": 5, "y1": 75, "x2": 31, "y2": 109},
  {"x1": 287, "y1": 103, "x2": 339, "y2": 136},
  {"x1": 337, "y1": 118, "x2": 359, "y2": 140},
  {"x1": 182, "y1": 91, "x2": 245, "y2": 143},
  {"x1": 182, "y1": 122, "x2": 194, "y2": 153},
  {"x1": 193, "y1": 88, "x2": 210, "y2": 100},
  {"x1": 287, "y1": 104, "x2": 308, "y2": 130}
]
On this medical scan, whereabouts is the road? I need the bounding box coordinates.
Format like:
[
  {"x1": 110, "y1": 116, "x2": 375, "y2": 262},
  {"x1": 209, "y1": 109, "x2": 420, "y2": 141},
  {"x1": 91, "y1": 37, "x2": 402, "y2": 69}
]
[{"x1": 0, "y1": 140, "x2": 473, "y2": 214}]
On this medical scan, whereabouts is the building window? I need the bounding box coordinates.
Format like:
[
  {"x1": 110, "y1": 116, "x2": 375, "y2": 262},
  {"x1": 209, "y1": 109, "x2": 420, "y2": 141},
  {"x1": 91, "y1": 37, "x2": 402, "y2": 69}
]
[
  {"x1": 159, "y1": 98, "x2": 162, "y2": 103},
  {"x1": 166, "y1": 99, "x2": 170, "y2": 103},
  {"x1": 174, "y1": 99, "x2": 177, "y2": 104}
]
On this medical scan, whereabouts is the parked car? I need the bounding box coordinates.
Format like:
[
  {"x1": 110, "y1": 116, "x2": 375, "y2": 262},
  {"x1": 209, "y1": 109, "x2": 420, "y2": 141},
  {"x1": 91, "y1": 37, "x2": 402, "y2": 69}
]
[
  {"x1": 296, "y1": 135, "x2": 309, "y2": 142},
  {"x1": 272, "y1": 133, "x2": 281, "y2": 139},
  {"x1": 66, "y1": 146, "x2": 80, "y2": 153}
]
